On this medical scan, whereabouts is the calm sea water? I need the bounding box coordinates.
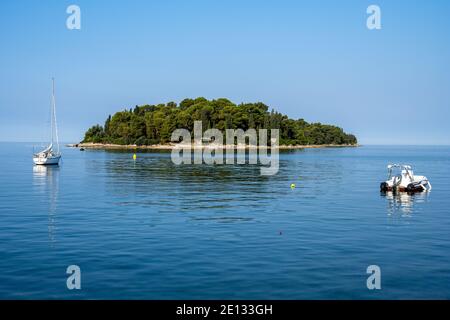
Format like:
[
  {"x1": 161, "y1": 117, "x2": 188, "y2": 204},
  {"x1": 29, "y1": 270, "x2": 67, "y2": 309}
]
[{"x1": 0, "y1": 143, "x2": 449, "y2": 299}]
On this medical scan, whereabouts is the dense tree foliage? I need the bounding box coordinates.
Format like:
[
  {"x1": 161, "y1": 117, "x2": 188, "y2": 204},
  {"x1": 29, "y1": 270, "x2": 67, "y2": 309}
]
[{"x1": 83, "y1": 98, "x2": 357, "y2": 146}]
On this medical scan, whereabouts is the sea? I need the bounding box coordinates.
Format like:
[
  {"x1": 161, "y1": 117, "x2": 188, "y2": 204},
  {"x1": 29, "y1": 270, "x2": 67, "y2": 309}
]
[{"x1": 0, "y1": 143, "x2": 449, "y2": 299}]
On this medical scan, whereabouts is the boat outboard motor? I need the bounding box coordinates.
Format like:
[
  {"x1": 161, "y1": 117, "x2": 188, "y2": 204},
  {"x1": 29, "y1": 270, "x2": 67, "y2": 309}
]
[
  {"x1": 380, "y1": 182, "x2": 388, "y2": 192},
  {"x1": 407, "y1": 181, "x2": 429, "y2": 193},
  {"x1": 406, "y1": 183, "x2": 418, "y2": 192}
]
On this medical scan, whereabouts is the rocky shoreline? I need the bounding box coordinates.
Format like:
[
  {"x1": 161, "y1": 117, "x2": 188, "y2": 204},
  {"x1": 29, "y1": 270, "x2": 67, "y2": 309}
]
[{"x1": 68, "y1": 142, "x2": 359, "y2": 150}]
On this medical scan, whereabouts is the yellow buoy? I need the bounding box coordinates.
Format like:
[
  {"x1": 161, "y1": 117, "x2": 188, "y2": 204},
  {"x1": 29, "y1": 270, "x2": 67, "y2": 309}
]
[
  {"x1": 133, "y1": 154, "x2": 137, "y2": 160},
  {"x1": 290, "y1": 183, "x2": 296, "y2": 189}
]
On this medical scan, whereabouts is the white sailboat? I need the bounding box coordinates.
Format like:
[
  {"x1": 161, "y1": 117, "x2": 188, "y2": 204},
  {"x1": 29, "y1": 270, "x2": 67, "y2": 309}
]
[{"x1": 33, "y1": 78, "x2": 61, "y2": 165}]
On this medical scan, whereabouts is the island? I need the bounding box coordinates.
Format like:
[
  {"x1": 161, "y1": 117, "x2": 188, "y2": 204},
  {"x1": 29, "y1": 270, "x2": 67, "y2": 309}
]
[{"x1": 78, "y1": 97, "x2": 357, "y2": 149}]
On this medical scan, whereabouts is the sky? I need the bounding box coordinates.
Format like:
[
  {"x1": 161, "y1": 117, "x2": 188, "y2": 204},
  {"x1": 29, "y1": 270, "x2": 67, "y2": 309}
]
[{"x1": 0, "y1": 0, "x2": 449, "y2": 144}]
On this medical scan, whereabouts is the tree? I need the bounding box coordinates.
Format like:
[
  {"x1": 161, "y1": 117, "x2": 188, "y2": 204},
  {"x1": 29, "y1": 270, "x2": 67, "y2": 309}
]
[
  {"x1": 83, "y1": 124, "x2": 104, "y2": 143},
  {"x1": 82, "y1": 97, "x2": 357, "y2": 146}
]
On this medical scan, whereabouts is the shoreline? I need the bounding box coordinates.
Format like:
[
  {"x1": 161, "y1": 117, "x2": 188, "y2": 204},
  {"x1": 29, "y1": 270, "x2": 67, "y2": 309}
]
[{"x1": 68, "y1": 142, "x2": 360, "y2": 150}]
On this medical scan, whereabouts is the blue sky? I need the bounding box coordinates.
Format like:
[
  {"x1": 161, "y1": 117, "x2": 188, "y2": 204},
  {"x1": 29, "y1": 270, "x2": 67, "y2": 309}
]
[{"x1": 0, "y1": 0, "x2": 449, "y2": 144}]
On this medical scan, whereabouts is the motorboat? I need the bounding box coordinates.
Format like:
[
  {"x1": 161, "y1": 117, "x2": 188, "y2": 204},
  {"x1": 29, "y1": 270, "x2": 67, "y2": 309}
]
[{"x1": 380, "y1": 164, "x2": 431, "y2": 193}]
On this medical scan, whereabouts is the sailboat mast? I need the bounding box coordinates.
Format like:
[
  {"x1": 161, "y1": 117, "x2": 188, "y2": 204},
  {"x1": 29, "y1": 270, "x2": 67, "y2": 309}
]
[
  {"x1": 51, "y1": 78, "x2": 60, "y2": 154},
  {"x1": 50, "y1": 79, "x2": 54, "y2": 146}
]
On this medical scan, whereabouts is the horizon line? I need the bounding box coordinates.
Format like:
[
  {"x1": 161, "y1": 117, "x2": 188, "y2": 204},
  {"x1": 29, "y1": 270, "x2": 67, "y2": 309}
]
[{"x1": 1, "y1": 141, "x2": 449, "y2": 147}]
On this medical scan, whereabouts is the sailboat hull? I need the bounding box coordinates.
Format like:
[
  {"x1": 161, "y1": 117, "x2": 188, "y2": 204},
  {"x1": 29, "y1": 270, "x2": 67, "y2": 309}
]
[{"x1": 33, "y1": 155, "x2": 61, "y2": 165}]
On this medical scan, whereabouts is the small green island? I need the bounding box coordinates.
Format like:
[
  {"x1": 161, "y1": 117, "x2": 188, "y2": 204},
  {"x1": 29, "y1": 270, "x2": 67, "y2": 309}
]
[{"x1": 80, "y1": 97, "x2": 357, "y2": 149}]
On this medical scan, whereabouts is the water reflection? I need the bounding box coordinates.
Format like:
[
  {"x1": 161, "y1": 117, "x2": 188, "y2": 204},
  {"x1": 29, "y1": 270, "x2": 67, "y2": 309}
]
[
  {"x1": 381, "y1": 191, "x2": 429, "y2": 216},
  {"x1": 32, "y1": 165, "x2": 59, "y2": 244},
  {"x1": 99, "y1": 155, "x2": 277, "y2": 218},
  {"x1": 89, "y1": 150, "x2": 346, "y2": 227}
]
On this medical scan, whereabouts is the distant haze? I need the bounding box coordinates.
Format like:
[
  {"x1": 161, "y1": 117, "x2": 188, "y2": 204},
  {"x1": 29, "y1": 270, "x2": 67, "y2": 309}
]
[{"x1": 0, "y1": 0, "x2": 449, "y2": 144}]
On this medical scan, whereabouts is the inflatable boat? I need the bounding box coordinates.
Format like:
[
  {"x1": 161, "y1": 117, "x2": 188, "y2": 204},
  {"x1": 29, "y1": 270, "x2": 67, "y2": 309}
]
[{"x1": 380, "y1": 164, "x2": 431, "y2": 193}]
